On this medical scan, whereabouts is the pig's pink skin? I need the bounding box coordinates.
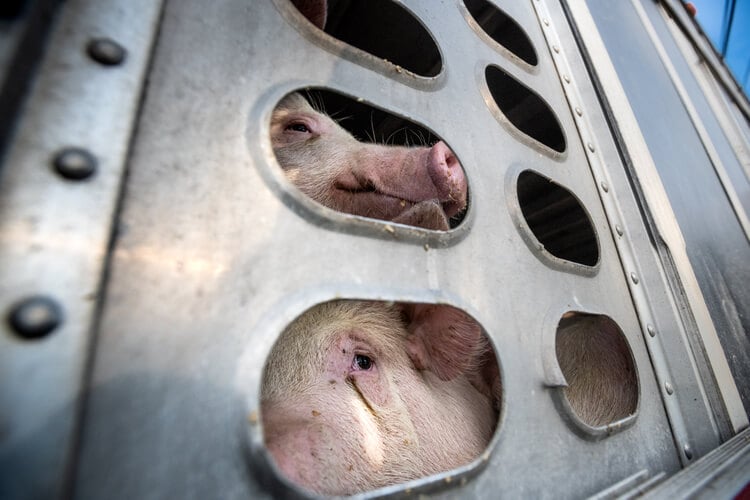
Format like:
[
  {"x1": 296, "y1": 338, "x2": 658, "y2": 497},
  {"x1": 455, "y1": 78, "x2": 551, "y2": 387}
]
[
  {"x1": 271, "y1": 94, "x2": 468, "y2": 229},
  {"x1": 261, "y1": 301, "x2": 496, "y2": 495}
]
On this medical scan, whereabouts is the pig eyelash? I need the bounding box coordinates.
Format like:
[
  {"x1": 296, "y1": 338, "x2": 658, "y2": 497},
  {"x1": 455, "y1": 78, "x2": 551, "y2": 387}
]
[{"x1": 285, "y1": 122, "x2": 312, "y2": 134}]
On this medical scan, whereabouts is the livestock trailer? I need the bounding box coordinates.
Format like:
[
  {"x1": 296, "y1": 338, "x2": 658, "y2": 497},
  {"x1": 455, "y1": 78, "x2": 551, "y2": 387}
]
[{"x1": 1, "y1": 0, "x2": 749, "y2": 498}]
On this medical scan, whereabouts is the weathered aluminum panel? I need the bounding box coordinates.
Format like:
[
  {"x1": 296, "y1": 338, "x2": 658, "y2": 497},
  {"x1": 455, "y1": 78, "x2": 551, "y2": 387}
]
[
  {"x1": 71, "y1": 0, "x2": 689, "y2": 498},
  {"x1": 584, "y1": 0, "x2": 750, "y2": 419},
  {"x1": 0, "y1": 0, "x2": 164, "y2": 498},
  {"x1": 3, "y1": 0, "x2": 747, "y2": 498}
]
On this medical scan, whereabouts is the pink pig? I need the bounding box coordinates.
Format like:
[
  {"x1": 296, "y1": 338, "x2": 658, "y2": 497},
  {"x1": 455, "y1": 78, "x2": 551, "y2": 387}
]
[
  {"x1": 261, "y1": 301, "x2": 498, "y2": 495},
  {"x1": 271, "y1": 93, "x2": 468, "y2": 231}
]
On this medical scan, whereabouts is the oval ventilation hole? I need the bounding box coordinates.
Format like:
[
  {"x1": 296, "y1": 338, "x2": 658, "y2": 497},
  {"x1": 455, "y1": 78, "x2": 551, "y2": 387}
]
[
  {"x1": 555, "y1": 313, "x2": 638, "y2": 429},
  {"x1": 485, "y1": 65, "x2": 566, "y2": 153},
  {"x1": 260, "y1": 300, "x2": 501, "y2": 496},
  {"x1": 463, "y1": 0, "x2": 537, "y2": 66},
  {"x1": 517, "y1": 170, "x2": 599, "y2": 266},
  {"x1": 289, "y1": 0, "x2": 442, "y2": 77},
  {"x1": 271, "y1": 89, "x2": 470, "y2": 231}
]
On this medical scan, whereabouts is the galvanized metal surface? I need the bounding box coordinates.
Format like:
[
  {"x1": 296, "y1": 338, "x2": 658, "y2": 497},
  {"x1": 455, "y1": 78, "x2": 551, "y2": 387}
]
[
  {"x1": 0, "y1": 0, "x2": 164, "y2": 498},
  {"x1": 2, "y1": 0, "x2": 748, "y2": 498},
  {"x1": 568, "y1": 0, "x2": 747, "y2": 441},
  {"x1": 536, "y1": 0, "x2": 726, "y2": 466},
  {"x1": 73, "y1": 0, "x2": 686, "y2": 498},
  {"x1": 0, "y1": 0, "x2": 62, "y2": 156},
  {"x1": 583, "y1": 0, "x2": 750, "y2": 422},
  {"x1": 641, "y1": 427, "x2": 750, "y2": 499}
]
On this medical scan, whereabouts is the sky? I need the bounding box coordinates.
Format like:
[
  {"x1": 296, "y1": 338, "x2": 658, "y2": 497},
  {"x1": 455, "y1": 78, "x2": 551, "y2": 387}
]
[{"x1": 690, "y1": 0, "x2": 750, "y2": 92}]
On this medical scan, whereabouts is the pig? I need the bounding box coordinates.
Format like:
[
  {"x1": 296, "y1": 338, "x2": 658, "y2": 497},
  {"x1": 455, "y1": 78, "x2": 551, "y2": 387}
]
[
  {"x1": 271, "y1": 93, "x2": 468, "y2": 231},
  {"x1": 261, "y1": 301, "x2": 497, "y2": 495},
  {"x1": 556, "y1": 315, "x2": 638, "y2": 427}
]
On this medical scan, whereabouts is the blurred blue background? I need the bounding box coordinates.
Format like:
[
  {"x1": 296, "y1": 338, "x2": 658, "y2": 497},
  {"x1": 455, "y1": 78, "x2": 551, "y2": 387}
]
[{"x1": 690, "y1": 0, "x2": 749, "y2": 93}]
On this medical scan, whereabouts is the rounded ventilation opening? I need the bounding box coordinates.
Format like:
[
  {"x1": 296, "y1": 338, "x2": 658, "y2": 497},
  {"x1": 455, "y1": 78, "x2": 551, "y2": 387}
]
[
  {"x1": 260, "y1": 299, "x2": 501, "y2": 496},
  {"x1": 270, "y1": 89, "x2": 470, "y2": 231},
  {"x1": 289, "y1": 0, "x2": 442, "y2": 77},
  {"x1": 463, "y1": 0, "x2": 537, "y2": 66},
  {"x1": 485, "y1": 65, "x2": 566, "y2": 153},
  {"x1": 555, "y1": 313, "x2": 638, "y2": 429},
  {"x1": 517, "y1": 170, "x2": 599, "y2": 267}
]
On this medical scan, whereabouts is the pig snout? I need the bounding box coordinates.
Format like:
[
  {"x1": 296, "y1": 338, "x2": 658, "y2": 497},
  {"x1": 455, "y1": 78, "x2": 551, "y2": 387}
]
[
  {"x1": 333, "y1": 140, "x2": 468, "y2": 228},
  {"x1": 425, "y1": 141, "x2": 466, "y2": 219}
]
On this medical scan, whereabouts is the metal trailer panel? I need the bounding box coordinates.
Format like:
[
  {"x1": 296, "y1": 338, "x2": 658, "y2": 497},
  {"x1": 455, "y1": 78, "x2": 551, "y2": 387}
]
[
  {"x1": 71, "y1": 0, "x2": 688, "y2": 498},
  {"x1": 584, "y1": 0, "x2": 750, "y2": 417},
  {"x1": 0, "y1": 0, "x2": 747, "y2": 498},
  {"x1": 0, "y1": 1, "x2": 164, "y2": 498}
]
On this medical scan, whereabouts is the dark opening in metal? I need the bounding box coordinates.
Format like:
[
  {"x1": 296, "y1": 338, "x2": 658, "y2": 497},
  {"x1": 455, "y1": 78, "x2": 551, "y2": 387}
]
[
  {"x1": 485, "y1": 65, "x2": 566, "y2": 153},
  {"x1": 290, "y1": 0, "x2": 443, "y2": 77},
  {"x1": 464, "y1": 0, "x2": 538, "y2": 66},
  {"x1": 517, "y1": 170, "x2": 598, "y2": 266}
]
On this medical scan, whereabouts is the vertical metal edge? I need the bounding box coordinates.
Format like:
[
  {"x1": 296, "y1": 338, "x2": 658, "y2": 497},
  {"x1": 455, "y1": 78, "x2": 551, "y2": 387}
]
[
  {"x1": 656, "y1": 4, "x2": 750, "y2": 185},
  {"x1": 559, "y1": 0, "x2": 748, "y2": 437},
  {"x1": 656, "y1": 0, "x2": 750, "y2": 121},
  {"x1": 533, "y1": 0, "x2": 698, "y2": 467},
  {"x1": 0, "y1": 1, "x2": 165, "y2": 498},
  {"x1": 627, "y1": 0, "x2": 750, "y2": 243}
]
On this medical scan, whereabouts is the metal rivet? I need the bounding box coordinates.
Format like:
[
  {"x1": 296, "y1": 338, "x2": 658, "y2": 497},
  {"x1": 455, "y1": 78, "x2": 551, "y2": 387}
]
[
  {"x1": 553, "y1": 45, "x2": 560, "y2": 53},
  {"x1": 543, "y1": 19, "x2": 549, "y2": 26},
  {"x1": 647, "y1": 324, "x2": 656, "y2": 337},
  {"x1": 630, "y1": 272, "x2": 639, "y2": 284},
  {"x1": 665, "y1": 382, "x2": 674, "y2": 395},
  {"x1": 575, "y1": 107, "x2": 583, "y2": 116},
  {"x1": 600, "y1": 180, "x2": 609, "y2": 192},
  {"x1": 563, "y1": 74, "x2": 570, "y2": 83},
  {"x1": 684, "y1": 444, "x2": 693, "y2": 460},
  {"x1": 588, "y1": 142, "x2": 596, "y2": 153},
  {"x1": 53, "y1": 148, "x2": 97, "y2": 180},
  {"x1": 7, "y1": 296, "x2": 63, "y2": 339},
  {"x1": 87, "y1": 38, "x2": 127, "y2": 66},
  {"x1": 615, "y1": 225, "x2": 624, "y2": 236}
]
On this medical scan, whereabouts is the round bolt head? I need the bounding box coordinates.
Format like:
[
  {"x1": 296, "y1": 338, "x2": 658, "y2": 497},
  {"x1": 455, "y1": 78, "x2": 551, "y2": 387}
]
[
  {"x1": 665, "y1": 382, "x2": 674, "y2": 395},
  {"x1": 647, "y1": 324, "x2": 656, "y2": 337},
  {"x1": 615, "y1": 225, "x2": 624, "y2": 236},
  {"x1": 53, "y1": 148, "x2": 97, "y2": 180},
  {"x1": 684, "y1": 444, "x2": 693, "y2": 460},
  {"x1": 630, "y1": 272, "x2": 639, "y2": 284},
  {"x1": 7, "y1": 296, "x2": 63, "y2": 339},
  {"x1": 87, "y1": 38, "x2": 127, "y2": 66}
]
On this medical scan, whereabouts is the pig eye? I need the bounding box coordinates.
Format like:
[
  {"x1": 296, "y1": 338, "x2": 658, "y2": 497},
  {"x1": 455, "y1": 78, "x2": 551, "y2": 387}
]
[
  {"x1": 354, "y1": 354, "x2": 373, "y2": 371},
  {"x1": 286, "y1": 122, "x2": 311, "y2": 133}
]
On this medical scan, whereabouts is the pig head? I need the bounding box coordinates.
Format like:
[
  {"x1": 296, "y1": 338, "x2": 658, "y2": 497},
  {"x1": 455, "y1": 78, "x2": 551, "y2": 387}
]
[
  {"x1": 260, "y1": 301, "x2": 497, "y2": 495},
  {"x1": 271, "y1": 93, "x2": 468, "y2": 231}
]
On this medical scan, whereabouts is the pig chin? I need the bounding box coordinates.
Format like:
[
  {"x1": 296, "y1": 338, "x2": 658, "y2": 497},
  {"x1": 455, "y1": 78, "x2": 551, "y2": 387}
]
[
  {"x1": 330, "y1": 189, "x2": 463, "y2": 231},
  {"x1": 263, "y1": 412, "x2": 401, "y2": 495}
]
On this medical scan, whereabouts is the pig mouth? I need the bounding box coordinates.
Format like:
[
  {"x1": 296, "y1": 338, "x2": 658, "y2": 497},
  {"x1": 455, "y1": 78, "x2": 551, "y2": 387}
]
[{"x1": 333, "y1": 182, "x2": 465, "y2": 224}]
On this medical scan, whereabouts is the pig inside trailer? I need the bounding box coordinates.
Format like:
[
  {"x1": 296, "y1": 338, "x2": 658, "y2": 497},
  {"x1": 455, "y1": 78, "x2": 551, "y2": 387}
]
[{"x1": 0, "y1": 0, "x2": 749, "y2": 499}]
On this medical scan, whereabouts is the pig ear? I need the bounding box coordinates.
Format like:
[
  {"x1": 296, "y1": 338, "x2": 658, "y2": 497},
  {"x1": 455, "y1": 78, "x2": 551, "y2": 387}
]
[
  {"x1": 402, "y1": 304, "x2": 487, "y2": 381},
  {"x1": 290, "y1": 0, "x2": 327, "y2": 29}
]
